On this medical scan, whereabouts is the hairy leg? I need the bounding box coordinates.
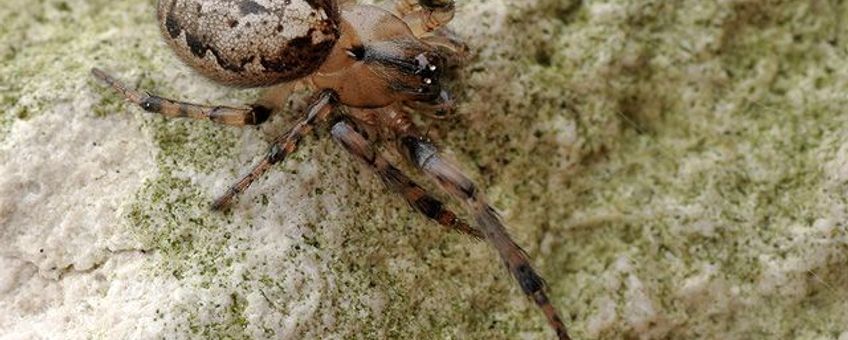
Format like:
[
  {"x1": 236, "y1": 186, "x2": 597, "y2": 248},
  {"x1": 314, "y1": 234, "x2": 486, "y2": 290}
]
[
  {"x1": 389, "y1": 0, "x2": 419, "y2": 17},
  {"x1": 402, "y1": 89, "x2": 456, "y2": 119},
  {"x1": 330, "y1": 119, "x2": 482, "y2": 238},
  {"x1": 399, "y1": 0, "x2": 456, "y2": 37},
  {"x1": 212, "y1": 91, "x2": 336, "y2": 210},
  {"x1": 382, "y1": 109, "x2": 570, "y2": 339},
  {"x1": 91, "y1": 68, "x2": 273, "y2": 126},
  {"x1": 421, "y1": 29, "x2": 470, "y2": 66}
]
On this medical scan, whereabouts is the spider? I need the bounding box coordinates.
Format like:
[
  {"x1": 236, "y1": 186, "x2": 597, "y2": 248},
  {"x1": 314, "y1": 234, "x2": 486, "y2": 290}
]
[{"x1": 92, "y1": 0, "x2": 569, "y2": 338}]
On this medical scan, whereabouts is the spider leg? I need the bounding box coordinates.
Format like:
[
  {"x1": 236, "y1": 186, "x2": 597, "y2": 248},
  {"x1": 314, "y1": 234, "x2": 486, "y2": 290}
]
[
  {"x1": 421, "y1": 29, "x2": 470, "y2": 66},
  {"x1": 389, "y1": 0, "x2": 420, "y2": 17},
  {"x1": 338, "y1": 0, "x2": 356, "y2": 9},
  {"x1": 330, "y1": 119, "x2": 482, "y2": 238},
  {"x1": 403, "y1": 89, "x2": 456, "y2": 119},
  {"x1": 399, "y1": 0, "x2": 456, "y2": 37},
  {"x1": 382, "y1": 109, "x2": 571, "y2": 339},
  {"x1": 211, "y1": 91, "x2": 336, "y2": 210},
  {"x1": 91, "y1": 68, "x2": 272, "y2": 126}
]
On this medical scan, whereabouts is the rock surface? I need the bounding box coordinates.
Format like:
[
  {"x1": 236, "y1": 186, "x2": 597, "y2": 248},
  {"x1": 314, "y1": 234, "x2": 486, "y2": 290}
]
[{"x1": 1, "y1": 0, "x2": 847, "y2": 338}]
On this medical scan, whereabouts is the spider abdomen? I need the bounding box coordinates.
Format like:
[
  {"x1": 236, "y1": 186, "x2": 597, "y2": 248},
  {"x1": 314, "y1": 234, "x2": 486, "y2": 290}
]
[{"x1": 157, "y1": 0, "x2": 340, "y2": 87}]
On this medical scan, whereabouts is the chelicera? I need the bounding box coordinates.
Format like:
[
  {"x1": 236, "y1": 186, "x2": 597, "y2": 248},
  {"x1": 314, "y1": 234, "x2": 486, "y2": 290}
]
[{"x1": 92, "y1": 0, "x2": 569, "y2": 338}]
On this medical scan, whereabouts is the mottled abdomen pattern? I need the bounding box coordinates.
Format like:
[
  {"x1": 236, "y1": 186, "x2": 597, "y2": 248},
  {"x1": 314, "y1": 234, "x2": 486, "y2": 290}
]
[{"x1": 157, "y1": 0, "x2": 340, "y2": 87}]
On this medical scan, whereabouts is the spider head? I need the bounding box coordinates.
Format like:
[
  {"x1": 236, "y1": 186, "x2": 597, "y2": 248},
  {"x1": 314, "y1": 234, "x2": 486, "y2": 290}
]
[
  {"x1": 392, "y1": 50, "x2": 446, "y2": 102},
  {"x1": 344, "y1": 40, "x2": 447, "y2": 103},
  {"x1": 311, "y1": 6, "x2": 453, "y2": 108}
]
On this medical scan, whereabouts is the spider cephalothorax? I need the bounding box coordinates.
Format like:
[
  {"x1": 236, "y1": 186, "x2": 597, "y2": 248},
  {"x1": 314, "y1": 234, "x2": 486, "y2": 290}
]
[{"x1": 93, "y1": 0, "x2": 570, "y2": 338}]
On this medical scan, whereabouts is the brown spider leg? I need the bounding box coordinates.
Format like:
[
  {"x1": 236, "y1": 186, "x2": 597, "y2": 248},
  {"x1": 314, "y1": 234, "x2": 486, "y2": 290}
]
[
  {"x1": 329, "y1": 119, "x2": 482, "y2": 238},
  {"x1": 91, "y1": 68, "x2": 273, "y2": 126},
  {"x1": 338, "y1": 0, "x2": 357, "y2": 9},
  {"x1": 390, "y1": 0, "x2": 420, "y2": 17},
  {"x1": 403, "y1": 90, "x2": 456, "y2": 119},
  {"x1": 421, "y1": 30, "x2": 470, "y2": 66},
  {"x1": 382, "y1": 109, "x2": 571, "y2": 340},
  {"x1": 401, "y1": 0, "x2": 456, "y2": 37},
  {"x1": 211, "y1": 91, "x2": 336, "y2": 210}
]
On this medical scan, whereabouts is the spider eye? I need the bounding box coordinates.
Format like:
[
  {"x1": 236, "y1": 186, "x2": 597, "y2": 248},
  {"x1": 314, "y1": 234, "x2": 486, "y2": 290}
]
[
  {"x1": 414, "y1": 52, "x2": 442, "y2": 78},
  {"x1": 423, "y1": 78, "x2": 432, "y2": 85}
]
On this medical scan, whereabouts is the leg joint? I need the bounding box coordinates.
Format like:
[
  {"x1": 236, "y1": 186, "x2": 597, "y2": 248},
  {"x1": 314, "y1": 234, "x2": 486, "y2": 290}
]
[
  {"x1": 413, "y1": 195, "x2": 445, "y2": 220},
  {"x1": 513, "y1": 263, "x2": 545, "y2": 295},
  {"x1": 139, "y1": 96, "x2": 163, "y2": 113},
  {"x1": 266, "y1": 144, "x2": 285, "y2": 164},
  {"x1": 248, "y1": 105, "x2": 273, "y2": 125},
  {"x1": 399, "y1": 136, "x2": 437, "y2": 169}
]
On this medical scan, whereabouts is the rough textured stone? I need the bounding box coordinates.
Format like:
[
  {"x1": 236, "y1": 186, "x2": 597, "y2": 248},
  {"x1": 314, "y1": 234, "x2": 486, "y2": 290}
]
[{"x1": 1, "y1": 0, "x2": 847, "y2": 339}]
